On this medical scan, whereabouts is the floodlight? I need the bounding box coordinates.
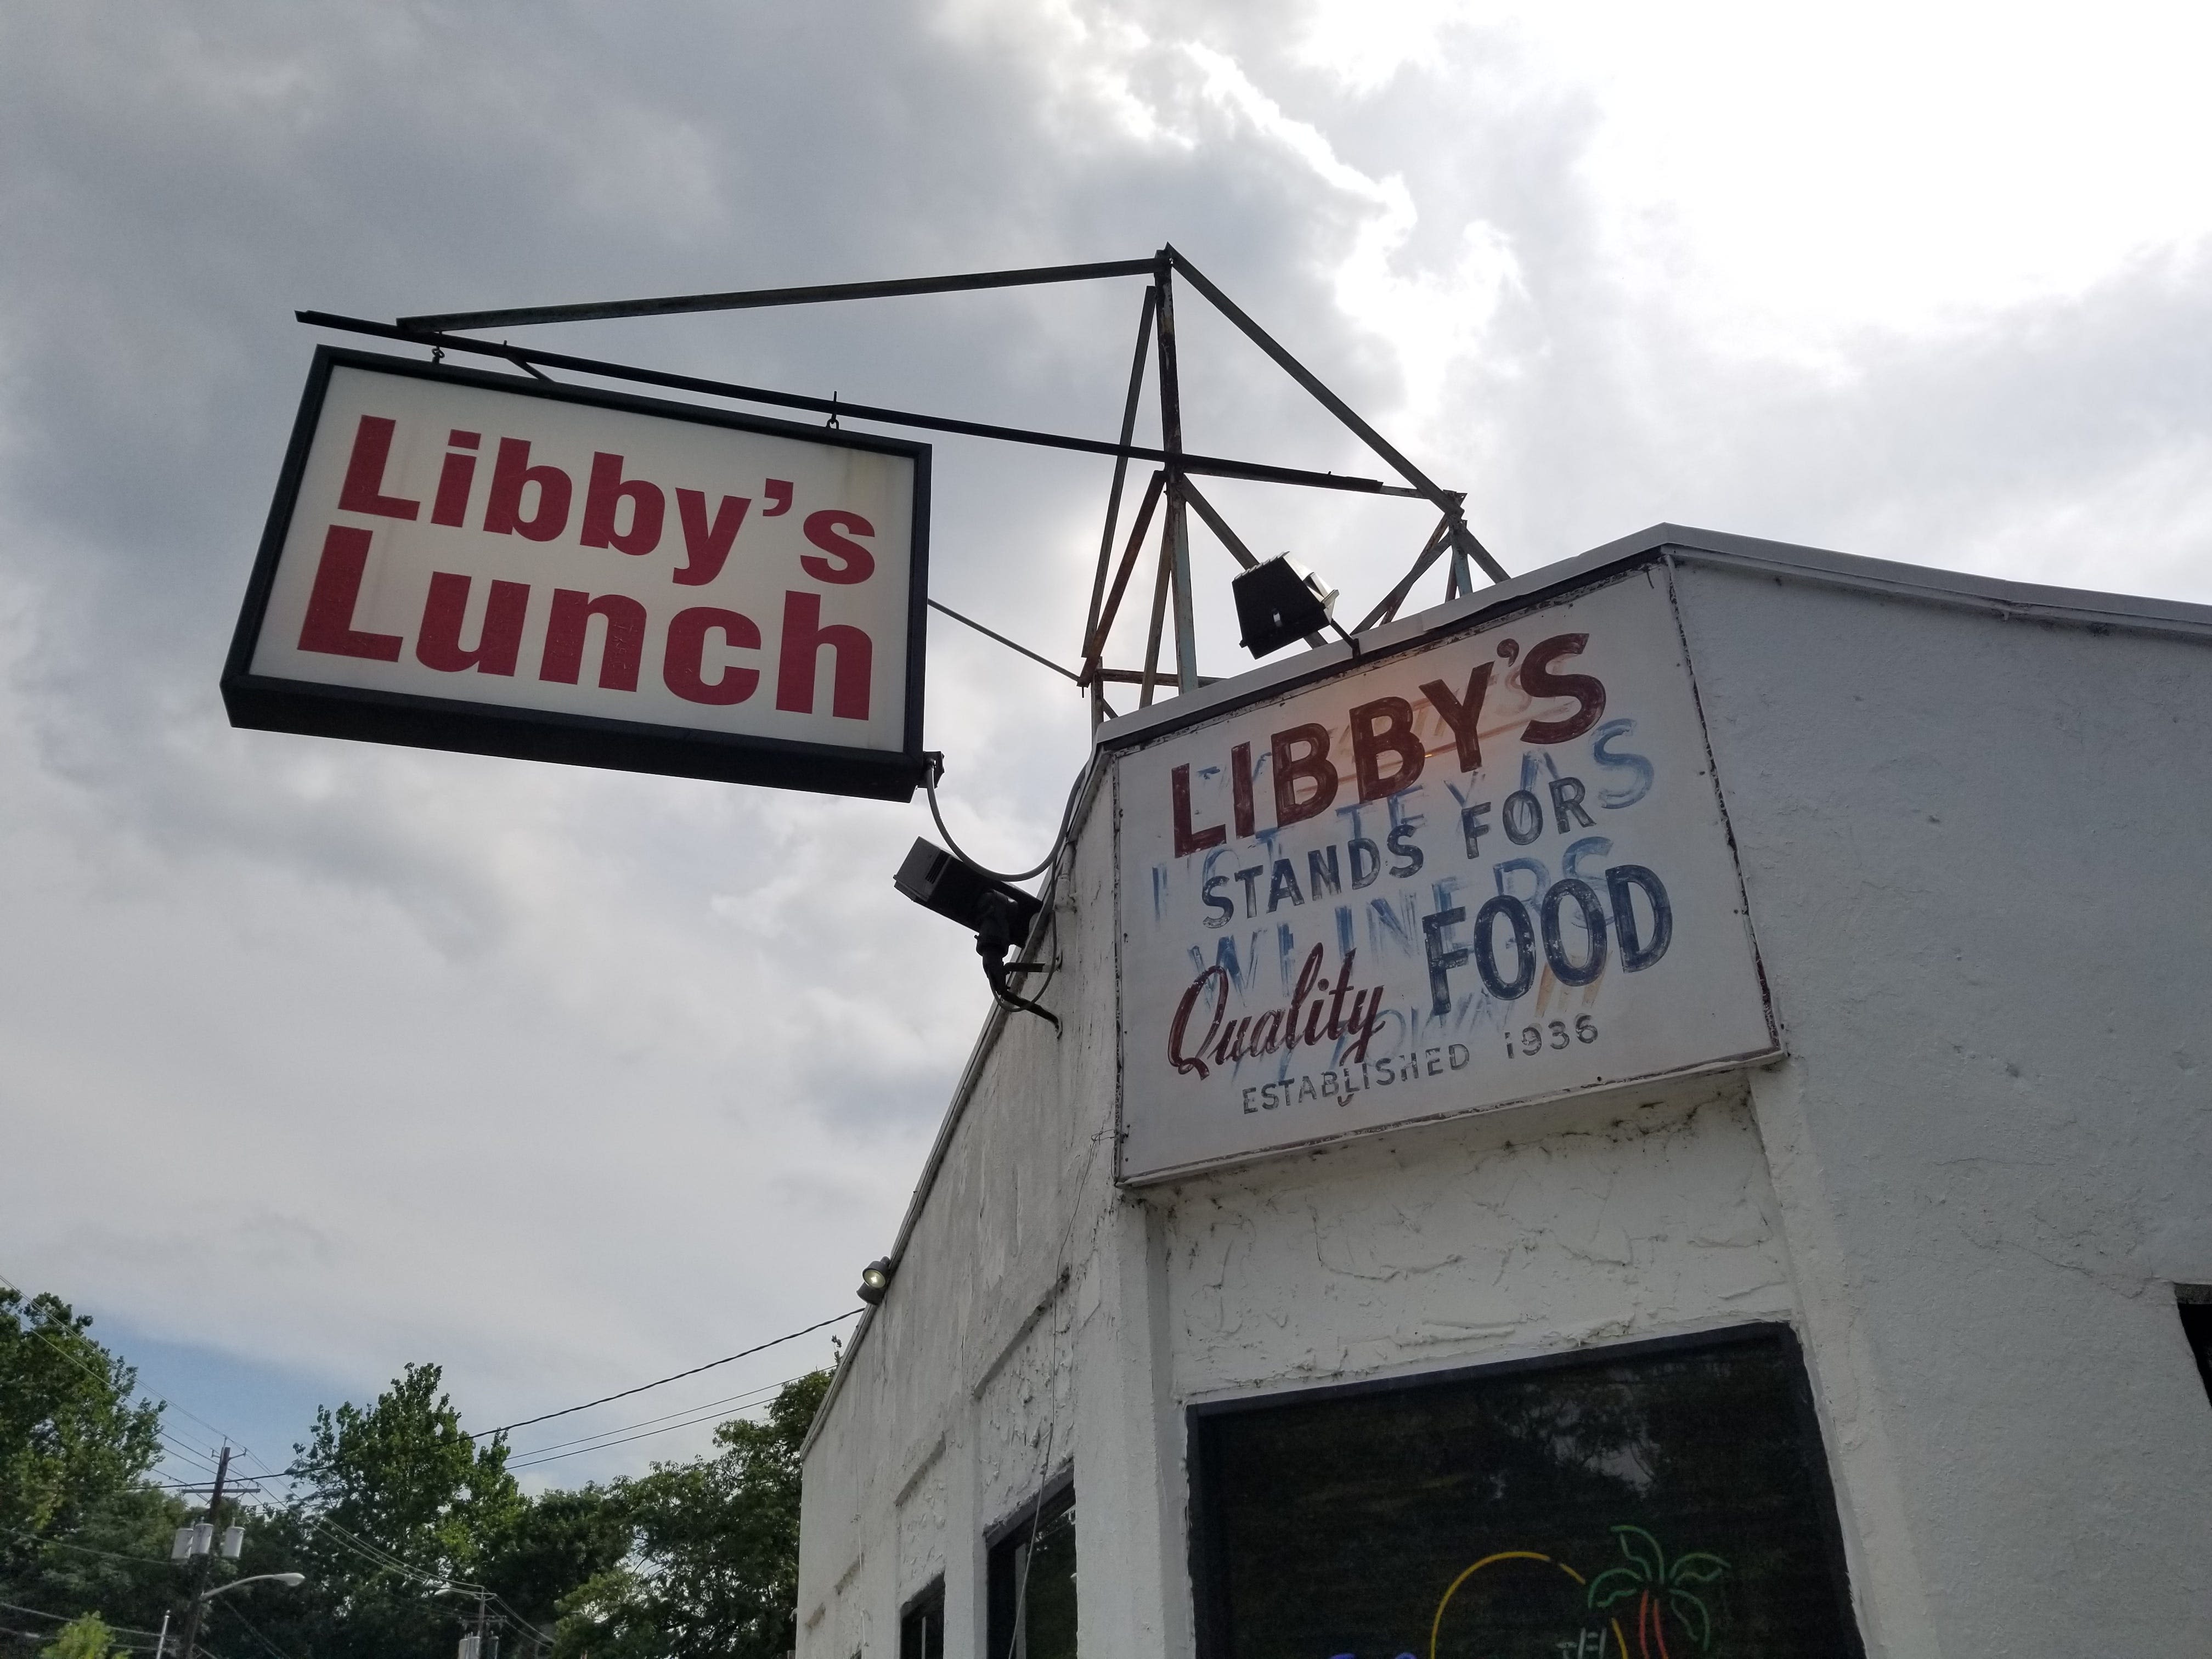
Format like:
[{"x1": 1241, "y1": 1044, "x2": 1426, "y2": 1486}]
[
  {"x1": 1233, "y1": 555, "x2": 1336, "y2": 658},
  {"x1": 857, "y1": 1257, "x2": 895, "y2": 1306},
  {"x1": 894, "y1": 839, "x2": 1041, "y2": 939},
  {"x1": 893, "y1": 839, "x2": 1057, "y2": 1027}
]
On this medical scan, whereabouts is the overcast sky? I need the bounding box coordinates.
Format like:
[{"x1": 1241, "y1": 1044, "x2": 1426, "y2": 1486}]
[{"x1": 3, "y1": 0, "x2": 2209, "y2": 1494}]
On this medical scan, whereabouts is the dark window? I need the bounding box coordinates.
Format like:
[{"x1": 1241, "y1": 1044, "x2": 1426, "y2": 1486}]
[
  {"x1": 1190, "y1": 1324, "x2": 1863, "y2": 1659},
  {"x1": 986, "y1": 1482, "x2": 1076, "y2": 1659},
  {"x1": 2179, "y1": 1286, "x2": 2212, "y2": 1406},
  {"x1": 900, "y1": 1579, "x2": 945, "y2": 1659}
]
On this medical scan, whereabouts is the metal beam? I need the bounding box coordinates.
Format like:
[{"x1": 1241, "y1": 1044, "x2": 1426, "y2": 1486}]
[
  {"x1": 1086, "y1": 288, "x2": 1157, "y2": 726},
  {"x1": 1352, "y1": 515, "x2": 1454, "y2": 633},
  {"x1": 1153, "y1": 254, "x2": 1200, "y2": 696},
  {"x1": 1082, "y1": 471, "x2": 1165, "y2": 673},
  {"x1": 1165, "y1": 247, "x2": 1509, "y2": 587},
  {"x1": 296, "y1": 312, "x2": 1421, "y2": 499},
  {"x1": 399, "y1": 257, "x2": 1158, "y2": 332},
  {"x1": 926, "y1": 599, "x2": 1080, "y2": 682}
]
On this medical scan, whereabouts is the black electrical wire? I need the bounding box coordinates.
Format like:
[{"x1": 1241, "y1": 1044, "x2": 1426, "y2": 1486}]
[
  {"x1": 503, "y1": 1375, "x2": 797, "y2": 1463},
  {"x1": 0, "y1": 1267, "x2": 274, "y2": 1482},
  {"x1": 465, "y1": 1310, "x2": 859, "y2": 1441},
  {"x1": 921, "y1": 754, "x2": 1093, "y2": 885}
]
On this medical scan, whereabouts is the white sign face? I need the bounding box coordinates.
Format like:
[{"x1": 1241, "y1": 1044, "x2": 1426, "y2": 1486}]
[
  {"x1": 225, "y1": 349, "x2": 928, "y2": 798},
  {"x1": 1112, "y1": 565, "x2": 1777, "y2": 1183}
]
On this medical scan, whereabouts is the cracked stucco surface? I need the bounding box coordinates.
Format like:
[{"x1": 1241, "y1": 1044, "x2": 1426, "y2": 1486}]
[{"x1": 802, "y1": 556, "x2": 2212, "y2": 1659}]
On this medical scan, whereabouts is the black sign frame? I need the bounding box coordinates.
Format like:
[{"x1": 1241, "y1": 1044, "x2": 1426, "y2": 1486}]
[{"x1": 223, "y1": 347, "x2": 932, "y2": 800}]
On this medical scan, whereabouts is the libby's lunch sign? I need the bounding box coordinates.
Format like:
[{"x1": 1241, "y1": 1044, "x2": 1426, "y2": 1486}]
[
  {"x1": 224, "y1": 349, "x2": 929, "y2": 799},
  {"x1": 1110, "y1": 564, "x2": 1778, "y2": 1183}
]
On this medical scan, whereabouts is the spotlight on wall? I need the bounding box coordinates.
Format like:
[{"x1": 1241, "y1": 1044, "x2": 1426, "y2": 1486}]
[
  {"x1": 1233, "y1": 555, "x2": 1337, "y2": 658},
  {"x1": 857, "y1": 1257, "x2": 894, "y2": 1306},
  {"x1": 893, "y1": 838, "x2": 1057, "y2": 1027}
]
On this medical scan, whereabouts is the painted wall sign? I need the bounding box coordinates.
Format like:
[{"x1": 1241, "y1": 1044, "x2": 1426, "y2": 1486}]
[
  {"x1": 224, "y1": 348, "x2": 929, "y2": 798},
  {"x1": 1111, "y1": 564, "x2": 1776, "y2": 1184}
]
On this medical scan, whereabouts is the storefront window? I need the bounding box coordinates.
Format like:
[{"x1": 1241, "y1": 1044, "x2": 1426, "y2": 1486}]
[
  {"x1": 988, "y1": 1483, "x2": 1076, "y2": 1659},
  {"x1": 1190, "y1": 1326, "x2": 1860, "y2": 1658},
  {"x1": 899, "y1": 1579, "x2": 944, "y2": 1659}
]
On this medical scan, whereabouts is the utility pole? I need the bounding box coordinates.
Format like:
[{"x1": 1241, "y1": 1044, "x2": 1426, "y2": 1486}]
[{"x1": 174, "y1": 1445, "x2": 230, "y2": 1659}]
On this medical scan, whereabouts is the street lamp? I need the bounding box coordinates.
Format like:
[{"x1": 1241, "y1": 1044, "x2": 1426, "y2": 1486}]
[
  {"x1": 199, "y1": 1575, "x2": 307, "y2": 1602},
  {"x1": 161, "y1": 1571, "x2": 305, "y2": 1659}
]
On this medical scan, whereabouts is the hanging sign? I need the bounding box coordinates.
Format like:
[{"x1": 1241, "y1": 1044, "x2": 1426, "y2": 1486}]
[
  {"x1": 1110, "y1": 563, "x2": 1778, "y2": 1184},
  {"x1": 224, "y1": 347, "x2": 929, "y2": 798}
]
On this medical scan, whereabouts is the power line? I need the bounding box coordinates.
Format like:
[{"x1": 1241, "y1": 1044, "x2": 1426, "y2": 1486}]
[
  {"x1": 0, "y1": 1600, "x2": 162, "y2": 1639},
  {"x1": 503, "y1": 1375, "x2": 798, "y2": 1463},
  {"x1": 211, "y1": 1599, "x2": 300, "y2": 1659},
  {"x1": 504, "y1": 1385, "x2": 796, "y2": 1470},
  {"x1": 0, "y1": 1268, "x2": 273, "y2": 1483},
  {"x1": 467, "y1": 1311, "x2": 858, "y2": 1440}
]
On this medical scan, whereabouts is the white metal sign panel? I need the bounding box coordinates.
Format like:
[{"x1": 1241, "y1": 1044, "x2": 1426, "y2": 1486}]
[
  {"x1": 224, "y1": 349, "x2": 929, "y2": 799},
  {"x1": 1112, "y1": 564, "x2": 1776, "y2": 1184}
]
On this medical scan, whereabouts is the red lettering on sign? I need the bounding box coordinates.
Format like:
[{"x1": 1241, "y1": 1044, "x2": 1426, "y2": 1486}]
[
  {"x1": 1420, "y1": 660, "x2": 1492, "y2": 771},
  {"x1": 415, "y1": 573, "x2": 529, "y2": 676},
  {"x1": 1271, "y1": 723, "x2": 1338, "y2": 826},
  {"x1": 539, "y1": 590, "x2": 646, "y2": 691},
  {"x1": 1166, "y1": 946, "x2": 1386, "y2": 1080},
  {"x1": 483, "y1": 438, "x2": 572, "y2": 541},
  {"x1": 1350, "y1": 696, "x2": 1425, "y2": 802},
  {"x1": 430, "y1": 430, "x2": 481, "y2": 527},
  {"x1": 336, "y1": 416, "x2": 421, "y2": 521},
  {"x1": 297, "y1": 525, "x2": 403, "y2": 661},
  {"x1": 663, "y1": 607, "x2": 761, "y2": 705},
  {"x1": 1230, "y1": 741, "x2": 1256, "y2": 838},
  {"x1": 673, "y1": 489, "x2": 751, "y2": 586},
  {"x1": 775, "y1": 591, "x2": 871, "y2": 719},
  {"x1": 1519, "y1": 633, "x2": 1606, "y2": 743},
  {"x1": 1171, "y1": 764, "x2": 1227, "y2": 857},
  {"x1": 800, "y1": 510, "x2": 877, "y2": 585},
  {"x1": 580, "y1": 452, "x2": 665, "y2": 556}
]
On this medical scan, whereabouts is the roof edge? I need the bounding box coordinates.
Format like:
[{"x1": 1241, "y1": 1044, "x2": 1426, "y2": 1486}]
[{"x1": 1093, "y1": 523, "x2": 2212, "y2": 752}]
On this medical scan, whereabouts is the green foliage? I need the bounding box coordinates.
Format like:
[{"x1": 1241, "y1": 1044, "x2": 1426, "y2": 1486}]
[
  {"x1": 38, "y1": 1613, "x2": 120, "y2": 1659},
  {"x1": 477, "y1": 1487, "x2": 630, "y2": 1639},
  {"x1": 250, "y1": 1362, "x2": 526, "y2": 1659},
  {"x1": 294, "y1": 1362, "x2": 522, "y2": 1579},
  {"x1": 554, "y1": 1371, "x2": 831, "y2": 1659},
  {"x1": 0, "y1": 1290, "x2": 165, "y2": 1565},
  {"x1": 0, "y1": 1301, "x2": 833, "y2": 1659}
]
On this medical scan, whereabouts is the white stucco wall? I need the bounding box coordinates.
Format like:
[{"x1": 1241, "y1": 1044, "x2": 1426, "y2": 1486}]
[
  {"x1": 1671, "y1": 557, "x2": 2212, "y2": 1651},
  {"x1": 797, "y1": 534, "x2": 2212, "y2": 1659}
]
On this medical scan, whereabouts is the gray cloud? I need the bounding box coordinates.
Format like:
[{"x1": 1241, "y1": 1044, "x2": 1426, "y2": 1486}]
[{"x1": 0, "y1": 0, "x2": 2205, "y2": 1481}]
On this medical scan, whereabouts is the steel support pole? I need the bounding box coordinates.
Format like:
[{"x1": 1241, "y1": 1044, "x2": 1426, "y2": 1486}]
[
  {"x1": 1153, "y1": 253, "x2": 1199, "y2": 694},
  {"x1": 1086, "y1": 288, "x2": 1158, "y2": 726}
]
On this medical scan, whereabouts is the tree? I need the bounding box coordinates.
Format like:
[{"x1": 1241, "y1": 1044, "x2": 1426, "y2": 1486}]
[
  {"x1": 478, "y1": 1486, "x2": 630, "y2": 1642},
  {"x1": 294, "y1": 1362, "x2": 523, "y2": 1577},
  {"x1": 262, "y1": 1362, "x2": 527, "y2": 1659},
  {"x1": 555, "y1": 1372, "x2": 831, "y2": 1659},
  {"x1": 0, "y1": 1289, "x2": 165, "y2": 1568},
  {"x1": 38, "y1": 1615, "x2": 121, "y2": 1659}
]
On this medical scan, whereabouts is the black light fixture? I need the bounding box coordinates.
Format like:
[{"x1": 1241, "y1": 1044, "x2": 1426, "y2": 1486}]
[
  {"x1": 1233, "y1": 554, "x2": 1337, "y2": 658},
  {"x1": 857, "y1": 1257, "x2": 894, "y2": 1306},
  {"x1": 893, "y1": 838, "x2": 1058, "y2": 1027}
]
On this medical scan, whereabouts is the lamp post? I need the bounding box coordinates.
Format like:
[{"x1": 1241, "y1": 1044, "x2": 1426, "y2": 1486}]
[
  {"x1": 170, "y1": 1443, "x2": 305, "y2": 1659},
  {"x1": 201, "y1": 1575, "x2": 308, "y2": 1600},
  {"x1": 171, "y1": 1574, "x2": 308, "y2": 1659}
]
